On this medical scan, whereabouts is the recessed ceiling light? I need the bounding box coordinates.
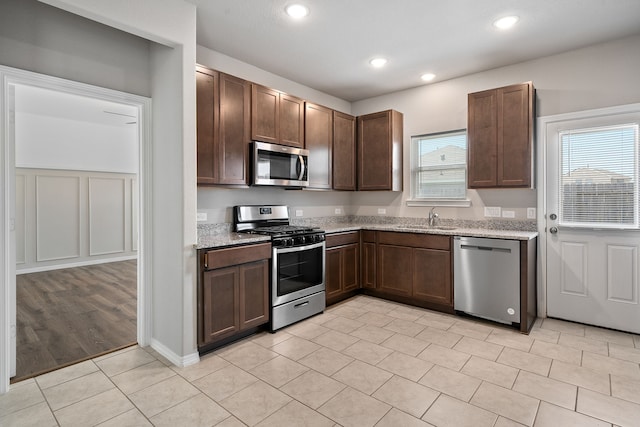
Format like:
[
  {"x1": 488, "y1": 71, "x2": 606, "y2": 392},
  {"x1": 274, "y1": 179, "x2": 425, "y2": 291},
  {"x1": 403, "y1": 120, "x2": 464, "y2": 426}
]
[
  {"x1": 493, "y1": 15, "x2": 519, "y2": 30},
  {"x1": 369, "y1": 58, "x2": 388, "y2": 68},
  {"x1": 421, "y1": 73, "x2": 436, "y2": 82},
  {"x1": 285, "y1": 4, "x2": 309, "y2": 19}
]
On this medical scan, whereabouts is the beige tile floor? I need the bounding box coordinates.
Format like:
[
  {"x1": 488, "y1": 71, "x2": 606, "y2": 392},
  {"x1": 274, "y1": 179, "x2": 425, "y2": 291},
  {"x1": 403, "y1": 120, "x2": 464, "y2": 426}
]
[{"x1": 2, "y1": 295, "x2": 640, "y2": 426}]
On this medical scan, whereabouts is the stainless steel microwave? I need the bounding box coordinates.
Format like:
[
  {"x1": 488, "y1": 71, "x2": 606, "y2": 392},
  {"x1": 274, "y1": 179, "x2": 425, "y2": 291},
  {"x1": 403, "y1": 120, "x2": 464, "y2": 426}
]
[{"x1": 252, "y1": 141, "x2": 309, "y2": 187}]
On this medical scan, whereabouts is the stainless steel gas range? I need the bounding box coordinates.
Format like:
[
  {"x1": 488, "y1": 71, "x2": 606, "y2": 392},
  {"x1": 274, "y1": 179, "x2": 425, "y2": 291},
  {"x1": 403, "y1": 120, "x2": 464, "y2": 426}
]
[{"x1": 234, "y1": 205, "x2": 326, "y2": 331}]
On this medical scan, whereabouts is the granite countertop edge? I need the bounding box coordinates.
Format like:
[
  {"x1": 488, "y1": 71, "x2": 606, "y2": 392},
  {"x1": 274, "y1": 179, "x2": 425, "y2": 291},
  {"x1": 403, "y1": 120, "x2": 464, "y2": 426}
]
[{"x1": 195, "y1": 222, "x2": 538, "y2": 250}]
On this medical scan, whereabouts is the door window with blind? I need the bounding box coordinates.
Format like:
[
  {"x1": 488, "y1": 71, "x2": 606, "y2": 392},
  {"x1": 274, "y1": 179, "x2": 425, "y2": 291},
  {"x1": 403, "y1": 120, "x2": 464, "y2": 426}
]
[
  {"x1": 559, "y1": 123, "x2": 639, "y2": 229},
  {"x1": 410, "y1": 130, "x2": 467, "y2": 202}
]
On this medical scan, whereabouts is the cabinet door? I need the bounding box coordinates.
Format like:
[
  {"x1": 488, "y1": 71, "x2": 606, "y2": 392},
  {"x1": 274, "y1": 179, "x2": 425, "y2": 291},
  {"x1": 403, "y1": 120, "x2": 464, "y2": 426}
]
[
  {"x1": 357, "y1": 110, "x2": 403, "y2": 191},
  {"x1": 305, "y1": 103, "x2": 333, "y2": 189},
  {"x1": 325, "y1": 247, "x2": 343, "y2": 300},
  {"x1": 251, "y1": 84, "x2": 279, "y2": 144},
  {"x1": 362, "y1": 241, "x2": 377, "y2": 289},
  {"x1": 468, "y1": 89, "x2": 498, "y2": 188},
  {"x1": 342, "y1": 243, "x2": 359, "y2": 292},
  {"x1": 378, "y1": 244, "x2": 412, "y2": 297},
  {"x1": 333, "y1": 111, "x2": 356, "y2": 190},
  {"x1": 218, "y1": 73, "x2": 251, "y2": 185},
  {"x1": 280, "y1": 93, "x2": 305, "y2": 148},
  {"x1": 201, "y1": 267, "x2": 239, "y2": 345},
  {"x1": 497, "y1": 83, "x2": 532, "y2": 187},
  {"x1": 413, "y1": 248, "x2": 452, "y2": 307},
  {"x1": 196, "y1": 67, "x2": 219, "y2": 184},
  {"x1": 239, "y1": 259, "x2": 270, "y2": 330}
]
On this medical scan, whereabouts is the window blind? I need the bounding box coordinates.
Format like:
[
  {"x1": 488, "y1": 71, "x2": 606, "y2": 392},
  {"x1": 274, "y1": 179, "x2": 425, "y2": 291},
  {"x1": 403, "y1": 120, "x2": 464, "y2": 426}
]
[{"x1": 559, "y1": 124, "x2": 639, "y2": 228}]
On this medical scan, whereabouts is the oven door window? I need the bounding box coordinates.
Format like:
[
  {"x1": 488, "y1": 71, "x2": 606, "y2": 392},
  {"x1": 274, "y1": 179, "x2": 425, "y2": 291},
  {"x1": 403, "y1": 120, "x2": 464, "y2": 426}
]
[{"x1": 276, "y1": 245, "x2": 323, "y2": 297}]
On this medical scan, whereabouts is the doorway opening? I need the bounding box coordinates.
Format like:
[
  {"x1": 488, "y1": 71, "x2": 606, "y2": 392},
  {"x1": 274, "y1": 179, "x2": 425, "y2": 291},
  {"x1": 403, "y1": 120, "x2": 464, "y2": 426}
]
[{"x1": 1, "y1": 66, "x2": 151, "y2": 385}]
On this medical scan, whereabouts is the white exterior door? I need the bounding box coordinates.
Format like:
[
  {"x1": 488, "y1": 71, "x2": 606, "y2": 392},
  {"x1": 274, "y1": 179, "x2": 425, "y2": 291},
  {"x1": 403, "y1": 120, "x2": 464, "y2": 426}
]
[{"x1": 545, "y1": 106, "x2": 640, "y2": 334}]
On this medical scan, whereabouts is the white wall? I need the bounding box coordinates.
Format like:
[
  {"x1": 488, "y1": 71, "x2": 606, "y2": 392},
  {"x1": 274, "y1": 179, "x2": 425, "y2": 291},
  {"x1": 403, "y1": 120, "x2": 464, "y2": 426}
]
[
  {"x1": 0, "y1": 0, "x2": 199, "y2": 393},
  {"x1": 16, "y1": 169, "x2": 138, "y2": 272},
  {"x1": 197, "y1": 46, "x2": 351, "y2": 114},
  {"x1": 348, "y1": 33, "x2": 640, "y2": 222},
  {"x1": 38, "y1": 0, "x2": 199, "y2": 365},
  {"x1": 197, "y1": 35, "x2": 640, "y2": 224},
  {"x1": 0, "y1": 0, "x2": 151, "y2": 97},
  {"x1": 14, "y1": 85, "x2": 139, "y2": 174},
  {"x1": 196, "y1": 45, "x2": 355, "y2": 224}
]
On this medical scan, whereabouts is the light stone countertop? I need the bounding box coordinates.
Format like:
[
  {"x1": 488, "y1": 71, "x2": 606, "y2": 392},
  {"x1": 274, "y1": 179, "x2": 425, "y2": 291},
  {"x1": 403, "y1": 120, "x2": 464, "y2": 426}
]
[
  {"x1": 321, "y1": 223, "x2": 538, "y2": 241},
  {"x1": 196, "y1": 220, "x2": 537, "y2": 250}
]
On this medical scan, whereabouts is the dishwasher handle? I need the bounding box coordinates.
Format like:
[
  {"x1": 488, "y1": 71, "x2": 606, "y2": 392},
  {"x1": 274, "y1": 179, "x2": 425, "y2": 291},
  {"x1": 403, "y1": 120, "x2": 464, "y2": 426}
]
[{"x1": 459, "y1": 244, "x2": 512, "y2": 253}]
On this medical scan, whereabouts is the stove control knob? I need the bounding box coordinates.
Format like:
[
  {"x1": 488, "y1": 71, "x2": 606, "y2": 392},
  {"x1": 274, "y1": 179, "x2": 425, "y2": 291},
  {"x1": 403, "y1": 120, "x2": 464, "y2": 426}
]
[
  {"x1": 294, "y1": 236, "x2": 305, "y2": 245},
  {"x1": 285, "y1": 238, "x2": 294, "y2": 247}
]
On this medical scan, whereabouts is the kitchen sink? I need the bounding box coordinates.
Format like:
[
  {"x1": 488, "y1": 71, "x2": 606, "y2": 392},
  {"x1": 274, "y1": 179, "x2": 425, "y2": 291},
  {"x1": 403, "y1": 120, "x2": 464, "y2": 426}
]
[{"x1": 398, "y1": 225, "x2": 458, "y2": 231}]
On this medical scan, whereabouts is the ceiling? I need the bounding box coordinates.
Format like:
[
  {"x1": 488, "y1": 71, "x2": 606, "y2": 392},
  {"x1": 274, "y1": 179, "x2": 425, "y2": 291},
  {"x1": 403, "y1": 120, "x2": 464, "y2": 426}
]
[{"x1": 186, "y1": 0, "x2": 640, "y2": 101}]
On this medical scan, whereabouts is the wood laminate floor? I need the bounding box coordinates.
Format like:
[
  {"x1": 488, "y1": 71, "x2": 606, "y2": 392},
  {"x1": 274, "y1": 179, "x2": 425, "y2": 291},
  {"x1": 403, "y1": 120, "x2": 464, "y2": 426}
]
[{"x1": 14, "y1": 260, "x2": 137, "y2": 381}]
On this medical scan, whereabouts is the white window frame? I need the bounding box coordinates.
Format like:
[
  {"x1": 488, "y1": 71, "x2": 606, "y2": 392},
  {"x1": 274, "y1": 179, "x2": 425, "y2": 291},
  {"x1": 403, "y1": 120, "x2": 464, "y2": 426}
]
[{"x1": 407, "y1": 129, "x2": 471, "y2": 207}]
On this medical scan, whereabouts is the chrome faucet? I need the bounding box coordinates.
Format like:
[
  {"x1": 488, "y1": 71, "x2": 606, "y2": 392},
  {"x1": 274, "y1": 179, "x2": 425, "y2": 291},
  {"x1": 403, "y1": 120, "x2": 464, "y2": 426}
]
[{"x1": 428, "y1": 207, "x2": 439, "y2": 227}]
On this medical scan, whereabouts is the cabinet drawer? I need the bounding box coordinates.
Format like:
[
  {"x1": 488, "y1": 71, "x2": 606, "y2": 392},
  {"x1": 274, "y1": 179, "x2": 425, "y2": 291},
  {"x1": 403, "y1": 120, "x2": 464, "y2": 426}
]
[
  {"x1": 378, "y1": 231, "x2": 450, "y2": 250},
  {"x1": 204, "y1": 243, "x2": 271, "y2": 270},
  {"x1": 326, "y1": 231, "x2": 359, "y2": 248}
]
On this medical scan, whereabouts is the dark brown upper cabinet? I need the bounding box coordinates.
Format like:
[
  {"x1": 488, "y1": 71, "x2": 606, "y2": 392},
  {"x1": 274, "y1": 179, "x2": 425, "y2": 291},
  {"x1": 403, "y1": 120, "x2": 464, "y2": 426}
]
[
  {"x1": 357, "y1": 109, "x2": 403, "y2": 191},
  {"x1": 196, "y1": 65, "x2": 250, "y2": 185},
  {"x1": 305, "y1": 102, "x2": 333, "y2": 189},
  {"x1": 332, "y1": 111, "x2": 356, "y2": 191},
  {"x1": 251, "y1": 84, "x2": 304, "y2": 148},
  {"x1": 467, "y1": 82, "x2": 534, "y2": 188}
]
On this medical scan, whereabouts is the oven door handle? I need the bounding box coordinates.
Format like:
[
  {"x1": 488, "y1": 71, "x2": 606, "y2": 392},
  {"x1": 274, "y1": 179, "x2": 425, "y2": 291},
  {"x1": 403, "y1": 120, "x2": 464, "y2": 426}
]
[{"x1": 274, "y1": 240, "x2": 325, "y2": 254}]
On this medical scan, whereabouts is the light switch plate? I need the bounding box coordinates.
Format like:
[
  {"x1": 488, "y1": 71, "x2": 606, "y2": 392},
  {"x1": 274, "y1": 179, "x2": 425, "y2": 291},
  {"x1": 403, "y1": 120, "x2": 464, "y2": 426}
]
[
  {"x1": 502, "y1": 210, "x2": 515, "y2": 218},
  {"x1": 484, "y1": 206, "x2": 501, "y2": 217},
  {"x1": 196, "y1": 212, "x2": 207, "y2": 222},
  {"x1": 527, "y1": 207, "x2": 537, "y2": 219},
  {"x1": 295, "y1": 209, "x2": 303, "y2": 217},
  {"x1": 377, "y1": 208, "x2": 387, "y2": 215},
  {"x1": 335, "y1": 208, "x2": 343, "y2": 215}
]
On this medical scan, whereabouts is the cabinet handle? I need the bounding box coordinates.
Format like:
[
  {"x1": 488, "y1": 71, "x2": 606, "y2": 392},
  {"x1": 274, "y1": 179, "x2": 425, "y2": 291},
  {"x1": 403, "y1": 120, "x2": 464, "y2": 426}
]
[{"x1": 204, "y1": 253, "x2": 209, "y2": 269}]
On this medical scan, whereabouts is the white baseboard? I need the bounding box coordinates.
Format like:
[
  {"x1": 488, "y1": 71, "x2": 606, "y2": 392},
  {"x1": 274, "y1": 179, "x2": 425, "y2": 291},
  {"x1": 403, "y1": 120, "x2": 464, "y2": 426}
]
[
  {"x1": 149, "y1": 338, "x2": 200, "y2": 368},
  {"x1": 16, "y1": 255, "x2": 138, "y2": 275}
]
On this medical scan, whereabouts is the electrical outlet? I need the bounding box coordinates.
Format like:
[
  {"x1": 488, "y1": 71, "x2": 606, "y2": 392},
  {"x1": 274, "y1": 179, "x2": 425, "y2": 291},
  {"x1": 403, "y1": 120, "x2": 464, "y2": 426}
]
[
  {"x1": 377, "y1": 208, "x2": 386, "y2": 215},
  {"x1": 502, "y1": 210, "x2": 515, "y2": 218},
  {"x1": 196, "y1": 212, "x2": 207, "y2": 222},
  {"x1": 335, "y1": 208, "x2": 343, "y2": 215},
  {"x1": 295, "y1": 209, "x2": 303, "y2": 217},
  {"x1": 527, "y1": 207, "x2": 537, "y2": 219},
  {"x1": 484, "y1": 206, "x2": 501, "y2": 217}
]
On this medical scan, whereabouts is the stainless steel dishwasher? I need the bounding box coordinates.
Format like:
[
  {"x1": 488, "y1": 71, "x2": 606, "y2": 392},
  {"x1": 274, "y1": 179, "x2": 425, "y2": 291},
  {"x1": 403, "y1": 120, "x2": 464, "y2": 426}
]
[{"x1": 454, "y1": 236, "x2": 520, "y2": 325}]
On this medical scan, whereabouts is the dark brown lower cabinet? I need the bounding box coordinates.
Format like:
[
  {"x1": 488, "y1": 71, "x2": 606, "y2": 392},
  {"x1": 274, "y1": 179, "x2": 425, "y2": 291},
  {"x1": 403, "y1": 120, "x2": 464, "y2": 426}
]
[
  {"x1": 325, "y1": 232, "x2": 360, "y2": 305},
  {"x1": 361, "y1": 231, "x2": 377, "y2": 289},
  {"x1": 199, "y1": 243, "x2": 270, "y2": 350},
  {"x1": 372, "y1": 231, "x2": 454, "y2": 312}
]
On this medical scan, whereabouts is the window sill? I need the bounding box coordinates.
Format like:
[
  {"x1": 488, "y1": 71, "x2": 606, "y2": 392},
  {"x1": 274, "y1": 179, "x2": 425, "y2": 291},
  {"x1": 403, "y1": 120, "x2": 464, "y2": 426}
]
[{"x1": 406, "y1": 199, "x2": 472, "y2": 207}]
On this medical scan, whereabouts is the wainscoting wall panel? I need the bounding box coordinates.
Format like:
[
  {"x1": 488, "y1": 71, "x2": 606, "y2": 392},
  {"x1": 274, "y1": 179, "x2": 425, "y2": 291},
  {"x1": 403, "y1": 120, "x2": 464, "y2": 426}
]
[
  {"x1": 36, "y1": 175, "x2": 81, "y2": 262},
  {"x1": 15, "y1": 174, "x2": 26, "y2": 265},
  {"x1": 89, "y1": 177, "x2": 126, "y2": 256},
  {"x1": 17, "y1": 168, "x2": 137, "y2": 273}
]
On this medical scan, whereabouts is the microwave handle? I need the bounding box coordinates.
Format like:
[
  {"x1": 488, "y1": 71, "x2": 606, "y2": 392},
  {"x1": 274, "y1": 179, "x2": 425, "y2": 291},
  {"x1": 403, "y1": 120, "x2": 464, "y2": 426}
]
[{"x1": 297, "y1": 155, "x2": 306, "y2": 180}]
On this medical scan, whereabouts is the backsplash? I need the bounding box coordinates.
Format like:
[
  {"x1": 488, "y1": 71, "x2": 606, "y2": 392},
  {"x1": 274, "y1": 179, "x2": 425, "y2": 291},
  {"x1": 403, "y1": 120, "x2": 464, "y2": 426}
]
[{"x1": 197, "y1": 215, "x2": 537, "y2": 237}]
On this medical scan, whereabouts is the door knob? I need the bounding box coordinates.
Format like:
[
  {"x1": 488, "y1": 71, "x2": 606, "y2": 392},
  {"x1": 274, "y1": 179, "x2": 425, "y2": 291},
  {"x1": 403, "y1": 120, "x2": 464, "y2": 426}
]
[
  {"x1": 549, "y1": 213, "x2": 557, "y2": 220},
  {"x1": 549, "y1": 227, "x2": 558, "y2": 234}
]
